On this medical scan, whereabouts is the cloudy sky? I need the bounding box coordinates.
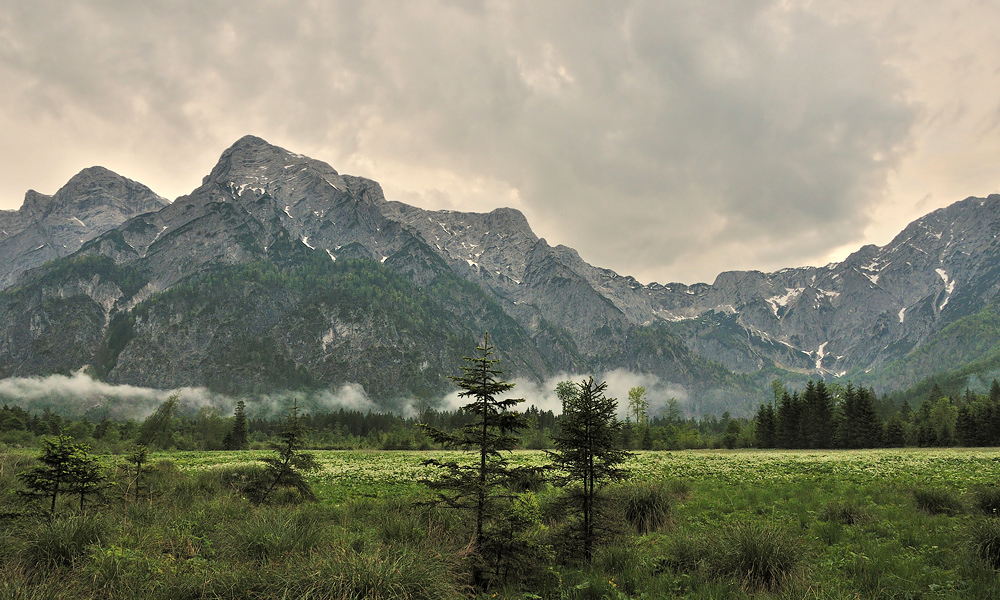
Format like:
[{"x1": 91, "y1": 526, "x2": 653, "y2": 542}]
[{"x1": 1, "y1": 1, "x2": 998, "y2": 285}]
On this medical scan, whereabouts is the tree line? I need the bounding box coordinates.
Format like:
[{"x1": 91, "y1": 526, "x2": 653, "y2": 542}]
[{"x1": 753, "y1": 378, "x2": 1000, "y2": 449}]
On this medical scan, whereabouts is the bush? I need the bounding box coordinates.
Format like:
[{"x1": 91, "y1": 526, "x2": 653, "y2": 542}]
[
  {"x1": 23, "y1": 515, "x2": 106, "y2": 571},
  {"x1": 913, "y1": 488, "x2": 963, "y2": 516},
  {"x1": 659, "y1": 533, "x2": 710, "y2": 574},
  {"x1": 507, "y1": 467, "x2": 547, "y2": 493},
  {"x1": 608, "y1": 480, "x2": 672, "y2": 534},
  {"x1": 708, "y1": 521, "x2": 800, "y2": 590},
  {"x1": 974, "y1": 486, "x2": 1000, "y2": 517},
  {"x1": 820, "y1": 500, "x2": 868, "y2": 525}
]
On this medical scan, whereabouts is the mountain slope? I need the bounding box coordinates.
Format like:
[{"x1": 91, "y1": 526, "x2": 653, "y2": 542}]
[
  {"x1": 2, "y1": 135, "x2": 1000, "y2": 410},
  {"x1": 0, "y1": 167, "x2": 167, "y2": 289}
]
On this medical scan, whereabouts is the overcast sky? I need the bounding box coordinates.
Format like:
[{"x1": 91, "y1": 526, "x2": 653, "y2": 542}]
[{"x1": 1, "y1": 1, "x2": 998, "y2": 285}]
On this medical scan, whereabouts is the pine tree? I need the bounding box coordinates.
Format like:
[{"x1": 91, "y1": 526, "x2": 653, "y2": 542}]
[
  {"x1": 755, "y1": 403, "x2": 776, "y2": 448},
  {"x1": 253, "y1": 400, "x2": 317, "y2": 504},
  {"x1": 223, "y1": 399, "x2": 249, "y2": 450},
  {"x1": 66, "y1": 444, "x2": 105, "y2": 512},
  {"x1": 547, "y1": 377, "x2": 631, "y2": 562},
  {"x1": 17, "y1": 435, "x2": 103, "y2": 516},
  {"x1": 803, "y1": 380, "x2": 833, "y2": 448},
  {"x1": 419, "y1": 332, "x2": 527, "y2": 588},
  {"x1": 123, "y1": 443, "x2": 151, "y2": 502},
  {"x1": 776, "y1": 391, "x2": 803, "y2": 448}
]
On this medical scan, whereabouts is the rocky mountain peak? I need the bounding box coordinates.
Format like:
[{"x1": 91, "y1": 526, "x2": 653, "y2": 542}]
[
  {"x1": 0, "y1": 166, "x2": 167, "y2": 289},
  {"x1": 203, "y1": 135, "x2": 347, "y2": 195}
]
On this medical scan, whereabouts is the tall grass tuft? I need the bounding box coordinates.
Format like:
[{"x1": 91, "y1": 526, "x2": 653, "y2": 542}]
[
  {"x1": 974, "y1": 486, "x2": 1000, "y2": 517},
  {"x1": 659, "y1": 533, "x2": 710, "y2": 574},
  {"x1": 913, "y1": 487, "x2": 963, "y2": 515},
  {"x1": 708, "y1": 521, "x2": 799, "y2": 591},
  {"x1": 226, "y1": 509, "x2": 327, "y2": 562},
  {"x1": 330, "y1": 544, "x2": 467, "y2": 600},
  {"x1": 23, "y1": 515, "x2": 106, "y2": 571},
  {"x1": 820, "y1": 500, "x2": 868, "y2": 525},
  {"x1": 969, "y1": 518, "x2": 1000, "y2": 568},
  {"x1": 608, "y1": 480, "x2": 673, "y2": 534}
]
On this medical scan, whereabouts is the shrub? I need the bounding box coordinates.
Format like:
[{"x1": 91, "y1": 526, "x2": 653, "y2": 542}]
[
  {"x1": 974, "y1": 486, "x2": 1000, "y2": 517},
  {"x1": 820, "y1": 500, "x2": 868, "y2": 525},
  {"x1": 508, "y1": 467, "x2": 547, "y2": 493},
  {"x1": 608, "y1": 480, "x2": 672, "y2": 534},
  {"x1": 594, "y1": 545, "x2": 647, "y2": 596},
  {"x1": 969, "y1": 518, "x2": 1000, "y2": 568},
  {"x1": 659, "y1": 533, "x2": 710, "y2": 575},
  {"x1": 708, "y1": 521, "x2": 800, "y2": 590},
  {"x1": 913, "y1": 488, "x2": 963, "y2": 516},
  {"x1": 23, "y1": 515, "x2": 106, "y2": 571}
]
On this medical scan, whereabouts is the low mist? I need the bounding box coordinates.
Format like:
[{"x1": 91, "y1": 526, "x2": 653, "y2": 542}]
[{"x1": 0, "y1": 369, "x2": 708, "y2": 422}]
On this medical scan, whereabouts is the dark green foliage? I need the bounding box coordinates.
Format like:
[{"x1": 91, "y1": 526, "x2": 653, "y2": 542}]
[
  {"x1": 17, "y1": 435, "x2": 104, "y2": 516},
  {"x1": 419, "y1": 332, "x2": 527, "y2": 589},
  {"x1": 721, "y1": 418, "x2": 741, "y2": 449},
  {"x1": 802, "y1": 380, "x2": 834, "y2": 448},
  {"x1": 479, "y1": 493, "x2": 554, "y2": 589},
  {"x1": 709, "y1": 521, "x2": 800, "y2": 590},
  {"x1": 776, "y1": 390, "x2": 804, "y2": 448},
  {"x1": 135, "y1": 395, "x2": 178, "y2": 449},
  {"x1": 66, "y1": 444, "x2": 105, "y2": 512},
  {"x1": 547, "y1": 377, "x2": 631, "y2": 562},
  {"x1": 836, "y1": 384, "x2": 884, "y2": 448},
  {"x1": 222, "y1": 399, "x2": 248, "y2": 450},
  {"x1": 913, "y1": 487, "x2": 963, "y2": 515},
  {"x1": 754, "y1": 402, "x2": 776, "y2": 448}
]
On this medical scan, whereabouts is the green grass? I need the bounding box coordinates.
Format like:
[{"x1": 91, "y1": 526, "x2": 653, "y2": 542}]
[{"x1": 2, "y1": 447, "x2": 1000, "y2": 598}]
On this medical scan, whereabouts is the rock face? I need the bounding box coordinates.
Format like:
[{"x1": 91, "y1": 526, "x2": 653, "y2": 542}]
[
  {"x1": 0, "y1": 167, "x2": 167, "y2": 289},
  {"x1": 2, "y1": 135, "x2": 1000, "y2": 409}
]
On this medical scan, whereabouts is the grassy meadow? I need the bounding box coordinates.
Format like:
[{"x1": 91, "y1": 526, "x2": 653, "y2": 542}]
[{"x1": 3, "y1": 447, "x2": 1000, "y2": 598}]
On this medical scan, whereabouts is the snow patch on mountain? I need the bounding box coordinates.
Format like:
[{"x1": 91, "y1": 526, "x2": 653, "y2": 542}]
[
  {"x1": 936, "y1": 268, "x2": 956, "y2": 310},
  {"x1": 766, "y1": 288, "x2": 804, "y2": 317}
]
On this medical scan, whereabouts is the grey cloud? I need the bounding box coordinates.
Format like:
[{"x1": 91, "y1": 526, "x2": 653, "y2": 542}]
[{"x1": 0, "y1": 0, "x2": 918, "y2": 283}]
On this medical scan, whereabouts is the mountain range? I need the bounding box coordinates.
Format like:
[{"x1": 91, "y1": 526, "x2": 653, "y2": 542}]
[{"x1": 2, "y1": 135, "x2": 999, "y2": 415}]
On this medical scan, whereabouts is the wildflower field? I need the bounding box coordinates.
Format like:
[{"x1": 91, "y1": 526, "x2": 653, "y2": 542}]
[
  {"x1": 6, "y1": 447, "x2": 1000, "y2": 598},
  {"x1": 164, "y1": 446, "x2": 1000, "y2": 498}
]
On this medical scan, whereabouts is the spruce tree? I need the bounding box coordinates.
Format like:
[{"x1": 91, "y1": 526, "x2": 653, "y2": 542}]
[
  {"x1": 419, "y1": 332, "x2": 526, "y2": 588},
  {"x1": 547, "y1": 377, "x2": 630, "y2": 562},
  {"x1": 254, "y1": 400, "x2": 317, "y2": 504},
  {"x1": 223, "y1": 399, "x2": 249, "y2": 450},
  {"x1": 755, "y1": 402, "x2": 776, "y2": 448},
  {"x1": 18, "y1": 435, "x2": 103, "y2": 516}
]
